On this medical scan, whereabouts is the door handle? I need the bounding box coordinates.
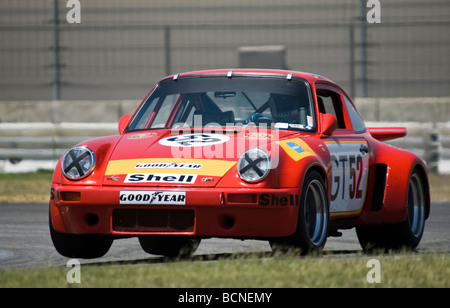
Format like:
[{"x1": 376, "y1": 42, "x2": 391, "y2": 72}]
[{"x1": 360, "y1": 144, "x2": 369, "y2": 154}]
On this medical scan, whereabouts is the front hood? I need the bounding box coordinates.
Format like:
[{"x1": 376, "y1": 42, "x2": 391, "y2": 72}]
[{"x1": 103, "y1": 128, "x2": 297, "y2": 187}]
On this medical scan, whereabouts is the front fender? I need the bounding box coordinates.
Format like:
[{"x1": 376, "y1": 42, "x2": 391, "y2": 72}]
[
  {"x1": 52, "y1": 135, "x2": 122, "y2": 186},
  {"x1": 217, "y1": 136, "x2": 329, "y2": 190}
]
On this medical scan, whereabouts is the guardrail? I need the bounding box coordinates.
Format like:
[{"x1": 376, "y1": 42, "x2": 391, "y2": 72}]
[
  {"x1": 1, "y1": 121, "x2": 449, "y2": 174},
  {"x1": 0, "y1": 122, "x2": 117, "y2": 161},
  {"x1": 365, "y1": 121, "x2": 450, "y2": 173}
]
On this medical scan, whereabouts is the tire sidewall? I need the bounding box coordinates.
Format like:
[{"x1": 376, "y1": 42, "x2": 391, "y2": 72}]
[{"x1": 294, "y1": 170, "x2": 329, "y2": 254}]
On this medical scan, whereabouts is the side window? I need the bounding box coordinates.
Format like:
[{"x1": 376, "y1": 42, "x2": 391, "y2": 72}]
[
  {"x1": 316, "y1": 89, "x2": 347, "y2": 129},
  {"x1": 344, "y1": 95, "x2": 366, "y2": 134}
]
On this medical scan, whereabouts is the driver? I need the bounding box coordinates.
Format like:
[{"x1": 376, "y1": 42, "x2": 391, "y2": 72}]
[{"x1": 268, "y1": 93, "x2": 301, "y2": 123}]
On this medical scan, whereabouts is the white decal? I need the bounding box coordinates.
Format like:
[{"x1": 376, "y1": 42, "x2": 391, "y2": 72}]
[
  {"x1": 159, "y1": 133, "x2": 229, "y2": 147},
  {"x1": 135, "y1": 162, "x2": 202, "y2": 170},
  {"x1": 325, "y1": 140, "x2": 369, "y2": 214},
  {"x1": 274, "y1": 123, "x2": 288, "y2": 129},
  {"x1": 124, "y1": 173, "x2": 197, "y2": 184},
  {"x1": 120, "y1": 191, "x2": 186, "y2": 205}
]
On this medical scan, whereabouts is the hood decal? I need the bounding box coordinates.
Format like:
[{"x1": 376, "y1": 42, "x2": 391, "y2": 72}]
[
  {"x1": 159, "y1": 133, "x2": 230, "y2": 147},
  {"x1": 105, "y1": 158, "x2": 236, "y2": 177},
  {"x1": 277, "y1": 138, "x2": 314, "y2": 161}
]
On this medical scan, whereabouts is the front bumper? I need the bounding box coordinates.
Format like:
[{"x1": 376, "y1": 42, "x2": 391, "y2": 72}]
[{"x1": 50, "y1": 185, "x2": 301, "y2": 238}]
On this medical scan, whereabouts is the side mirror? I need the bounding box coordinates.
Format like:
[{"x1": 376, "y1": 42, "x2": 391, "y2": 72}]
[
  {"x1": 118, "y1": 114, "x2": 132, "y2": 134},
  {"x1": 320, "y1": 113, "x2": 337, "y2": 136}
]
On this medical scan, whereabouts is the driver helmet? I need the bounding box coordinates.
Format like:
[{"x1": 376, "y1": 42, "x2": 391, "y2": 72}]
[{"x1": 269, "y1": 93, "x2": 300, "y2": 123}]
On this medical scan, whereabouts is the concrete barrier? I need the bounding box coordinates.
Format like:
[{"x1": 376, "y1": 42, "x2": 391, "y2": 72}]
[
  {"x1": 0, "y1": 100, "x2": 140, "y2": 123},
  {"x1": 365, "y1": 121, "x2": 450, "y2": 173},
  {"x1": 238, "y1": 45, "x2": 287, "y2": 69},
  {"x1": 0, "y1": 98, "x2": 449, "y2": 173},
  {"x1": 354, "y1": 97, "x2": 450, "y2": 123}
]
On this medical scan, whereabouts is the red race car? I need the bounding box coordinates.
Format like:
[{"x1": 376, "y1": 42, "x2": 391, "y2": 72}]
[{"x1": 50, "y1": 69, "x2": 430, "y2": 258}]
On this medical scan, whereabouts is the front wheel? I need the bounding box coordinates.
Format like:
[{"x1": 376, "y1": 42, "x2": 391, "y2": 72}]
[
  {"x1": 270, "y1": 170, "x2": 329, "y2": 255},
  {"x1": 49, "y1": 211, "x2": 113, "y2": 259},
  {"x1": 356, "y1": 167, "x2": 427, "y2": 251}
]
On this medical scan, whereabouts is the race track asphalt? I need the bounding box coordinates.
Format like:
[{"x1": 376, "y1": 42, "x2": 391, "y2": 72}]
[{"x1": 0, "y1": 202, "x2": 448, "y2": 269}]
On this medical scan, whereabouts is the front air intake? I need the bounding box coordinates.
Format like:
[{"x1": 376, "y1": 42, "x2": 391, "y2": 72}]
[{"x1": 113, "y1": 209, "x2": 195, "y2": 233}]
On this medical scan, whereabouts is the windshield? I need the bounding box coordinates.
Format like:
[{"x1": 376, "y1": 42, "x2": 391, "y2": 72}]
[{"x1": 126, "y1": 75, "x2": 314, "y2": 132}]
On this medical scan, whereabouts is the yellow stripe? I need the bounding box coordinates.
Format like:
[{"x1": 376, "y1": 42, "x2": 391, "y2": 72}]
[
  {"x1": 105, "y1": 158, "x2": 236, "y2": 177},
  {"x1": 277, "y1": 138, "x2": 314, "y2": 162},
  {"x1": 330, "y1": 209, "x2": 363, "y2": 218}
]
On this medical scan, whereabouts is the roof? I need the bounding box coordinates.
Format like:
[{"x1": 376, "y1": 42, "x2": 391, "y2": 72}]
[{"x1": 165, "y1": 69, "x2": 334, "y2": 84}]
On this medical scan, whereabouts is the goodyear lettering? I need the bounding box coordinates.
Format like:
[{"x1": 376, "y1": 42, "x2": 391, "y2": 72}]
[
  {"x1": 119, "y1": 193, "x2": 185, "y2": 203},
  {"x1": 119, "y1": 191, "x2": 186, "y2": 205},
  {"x1": 260, "y1": 194, "x2": 299, "y2": 206},
  {"x1": 135, "y1": 162, "x2": 202, "y2": 169},
  {"x1": 124, "y1": 173, "x2": 197, "y2": 184}
]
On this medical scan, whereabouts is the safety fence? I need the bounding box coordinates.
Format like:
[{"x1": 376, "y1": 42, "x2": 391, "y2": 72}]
[{"x1": 1, "y1": 0, "x2": 450, "y2": 101}]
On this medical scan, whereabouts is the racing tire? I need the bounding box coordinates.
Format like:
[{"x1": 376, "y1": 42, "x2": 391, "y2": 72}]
[
  {"x1": 270, "y1": 170, "x2": 329, "y2": 255},
  {"x1": 49, "y1": 211, "x2": 113, "y2": 259},
  {"x1": 139, "y1": 236, "x2": 200, "y2": 258},
  {"x1": 356, "y1": 167, "x2": 426, "y2": 252}
]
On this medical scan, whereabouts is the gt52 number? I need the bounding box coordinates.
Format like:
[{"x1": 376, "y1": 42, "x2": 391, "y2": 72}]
[
  {"x1": 331, "y1": 154, "x2": 364, "y2": 201},
  {"x1": 325, "y1": 140, "x2": 369, "y2": 214}
]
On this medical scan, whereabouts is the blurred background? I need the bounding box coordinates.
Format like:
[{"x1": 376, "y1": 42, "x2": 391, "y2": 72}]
[
  {"x1": 1, "y1": 0, "x2": 449, "y2": 100},
  {"x1": 0, "y1": 0, "x2": 449, "y2": 173}
]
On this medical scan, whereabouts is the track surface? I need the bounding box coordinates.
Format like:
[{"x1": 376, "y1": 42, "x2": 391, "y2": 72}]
[{"x1": 0, "y1": 202, "x2": 448, "y2": 269}]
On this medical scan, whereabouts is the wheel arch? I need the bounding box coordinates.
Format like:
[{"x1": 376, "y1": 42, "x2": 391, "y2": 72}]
[
  {"x1": 306, "y1": 164, "x2": 329, "y2": 198},
  {"x1": 356, "y1": 141, "x2": 430, "y2": 226}
]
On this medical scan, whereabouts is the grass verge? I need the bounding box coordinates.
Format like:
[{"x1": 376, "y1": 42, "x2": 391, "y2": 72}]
[
  {"x1": 0, "y1": 252, "x2": 449, "y2": 288},
  {"x1": 0, "y1": 170, "x2": 53, "y2": 203},
  {"x1": 0, "y1": 171, "x2": 448, "y2": 288}
]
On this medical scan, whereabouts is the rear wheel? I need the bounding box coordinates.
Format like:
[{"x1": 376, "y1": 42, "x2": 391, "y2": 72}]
[
  {"x1": 139, "y1": 236, "x2": 200, "y2": 258},
  {"x1": 270, "y1": 170, "x2": 329, "y2": 255},
  {"x1": 356, "y1": 168, "x2": 426, "y2": 251}
]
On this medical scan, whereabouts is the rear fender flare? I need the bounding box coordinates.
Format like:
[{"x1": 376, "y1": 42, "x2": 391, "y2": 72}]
[{"x1": 357, "y1": 142, "x2": 430, "y2": 225}]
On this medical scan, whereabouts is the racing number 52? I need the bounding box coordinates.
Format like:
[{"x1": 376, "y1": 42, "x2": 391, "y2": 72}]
[
  {"x1": 326, "y1": 140, "x2": 369, "y2": 215},
  {"x1": 331, "y1": 154, "x2": 364, "y2": 202}
]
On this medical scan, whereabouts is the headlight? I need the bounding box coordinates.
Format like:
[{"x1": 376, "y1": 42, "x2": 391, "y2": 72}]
[
  {"x1": 61, "y1": 146, "x2": 96, "y2": 180},
  {"x1": 237, "y1": 148, "x2": 271, "y2": 183}
]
